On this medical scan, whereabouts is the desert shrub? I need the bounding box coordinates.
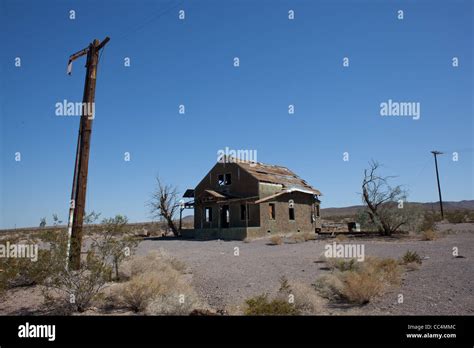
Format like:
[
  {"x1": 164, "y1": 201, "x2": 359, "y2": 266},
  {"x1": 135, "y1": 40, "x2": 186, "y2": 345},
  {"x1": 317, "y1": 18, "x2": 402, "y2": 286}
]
[
  {"x1": 117, "y1": 273, "x2": 161, "y2": 312},
  {"x1": 114, "y1": 252, "x2": 204, "y2": 315},
  {"x1": 356, "y1": 210, "x2": 376, "y2": 232},
  {"x1": 145, "y1": 288, "x2": 203, "y2": 315},
  {"x1": 277, "y1": 276, "x2": 325, "y2": 314},
  {"x1": 0, "y1": 249, "x2": 50, "y2": 291},
  {"x1": 419, "y1": 212, "x2": 439, "y2": 233},
  {"x1": 326, "y1": 258, "x2": 359, "y2": 272},
  {"x1": 88, "y1": 215, "x2": 139, "y2": 281},
  {"x1": 313, "y1": 274, "x2": 345, "y2": 302},
  {"x1": 268, "y1": 235, "x2": 283, "y2": 246},
  {"x1": 445, "y1": 210, "x2": 468, "y2": 224},
  {"x1": 365, "y1": 257, "x2": 401, "y2": 286},
  {"x1": 43, "y1": 259, "x2": 110, "y2": 314},
  {"x1": 341, "y1": 269, "x2": 384, "y2": 304},
  {"x1": 244, "y1": 294, "x2": 300, "y2": 315},
  {"x1": 320, "y1": 256, "x2": 357, "y2": 272},
  {"x1": 468, "y1": 211, "x2": 474, "y2": 222},
  {"x1": 291, "y1": 234, "x2": 306, "y2": 243},
  {"x1": 120, "y1": 250, "x2": 186, "y2": 280},
  {"x1": 302, "y1": 232, "x2": 316, "y2": 241},
  {"x1": 400, "y1": 250, "x2": 422, "y2": 265},
  {"x1": 421, "y1": 229, "x2": 438, "y2": 241},
  {"x1": 314, "y1": 257, "x2": 401, "y2": 305},
  {"x1": 0, "y1": 230, "x2": 69, "y2": 294},
  {"x1": 39, "y1": 230, "x2": 112, "y2": 314}
]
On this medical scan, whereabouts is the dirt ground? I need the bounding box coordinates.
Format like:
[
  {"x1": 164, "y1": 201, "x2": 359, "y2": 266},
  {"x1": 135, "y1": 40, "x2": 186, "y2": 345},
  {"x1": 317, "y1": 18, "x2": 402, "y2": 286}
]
[{"x1": 0, "y1": 222, "x2": 473, "y2": 315}]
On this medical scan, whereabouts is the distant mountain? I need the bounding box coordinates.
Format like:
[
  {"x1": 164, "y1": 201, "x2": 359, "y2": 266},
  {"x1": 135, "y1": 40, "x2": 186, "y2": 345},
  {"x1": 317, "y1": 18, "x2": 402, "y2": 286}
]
[
  {"x1": 321, "y1": 200, "x2": 474, "y2": 217},
  {"x1": 2, "y1": 201, "x2": 472, "y2": 232}
]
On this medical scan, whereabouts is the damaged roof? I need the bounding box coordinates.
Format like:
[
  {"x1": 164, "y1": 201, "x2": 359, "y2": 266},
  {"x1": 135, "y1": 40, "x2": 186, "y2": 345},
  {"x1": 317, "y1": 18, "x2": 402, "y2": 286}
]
[{"x1": 234, "y1": 158, "x2": 322, "y2": 196}]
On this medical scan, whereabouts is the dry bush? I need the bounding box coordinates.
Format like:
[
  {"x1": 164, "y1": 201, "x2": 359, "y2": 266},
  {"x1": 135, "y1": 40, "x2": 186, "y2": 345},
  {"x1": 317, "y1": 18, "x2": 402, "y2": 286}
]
[
  {"x1": 367, "y1": 257, "x2": 401, "y2": 285},
  {"x1": 114, "y1": 251, "x2": 205, "y2": 315},
  {"x1": 302, "y1": 232, "x2": 317, "y2": 241},
  {"x1": 291, "y1": 234, "x2": 306, "y2": 243},
  {"x1": 277, "y1": 276, "x2": 325, "y2": 314},
  {"x1": 268, "y1": 235, "x2": 283, "y2": 246},
  {"x1": 341, "y1": 270, "x2": 384, "y2": 304},
  {"x1": 313, "y1": 274, "x2": 345, "y2": 302},
  {"x1": 119, "y1": 250, "x2": 186, "y2": 280},
  {"x1": 421, "y1": 229, "x2": 438, "y2": 241},
  {"x1": 42, "y1": 250, "x2": 111, "y2": 314},
  {"x1": 117, "y1": 273, "x2": 162, "y2": 312},
  {"x1": 400, "y1": 250, "x2": 422, "y2": 265},
  {"x1": 314, "y1": 257, "x2": 401, "y2": 305},
  {"x1": 145, "y1": 287, "x2": 203, "y2": 315},
  {"x1": 420, "y1": 212, "x2": 438, "y2": 232},
  {"x1": 0, "y1": 229, "x2": 112, "y2": 314},
  {"x1": 325, "y1": 258, "x2": 359, "y2": 272}
]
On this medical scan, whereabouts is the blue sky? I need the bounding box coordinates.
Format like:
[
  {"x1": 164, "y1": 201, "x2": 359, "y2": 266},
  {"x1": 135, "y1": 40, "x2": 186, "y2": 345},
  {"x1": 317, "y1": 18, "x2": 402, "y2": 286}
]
[{"x1": 0, "y1": 0, "x2": 472, "y2": 228}]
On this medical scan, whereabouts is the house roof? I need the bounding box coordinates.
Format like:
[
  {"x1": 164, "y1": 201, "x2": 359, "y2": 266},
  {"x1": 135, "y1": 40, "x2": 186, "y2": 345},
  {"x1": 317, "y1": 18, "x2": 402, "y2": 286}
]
[
  {"x1": 254, "y1": 188, "x2": 319, "y2": 203},
  {"x1": 204, "y1": 189, "x2": 228, "y2": 198},
  {"x1": 233, "y1": 158, "x2": 322, "y2": 196}
]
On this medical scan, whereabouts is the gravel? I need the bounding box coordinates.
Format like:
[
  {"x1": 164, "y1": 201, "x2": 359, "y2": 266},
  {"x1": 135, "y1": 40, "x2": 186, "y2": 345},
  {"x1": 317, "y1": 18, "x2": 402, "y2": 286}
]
[{"x1": 136, "y1": 223, "x2": 474, "y2": 314}]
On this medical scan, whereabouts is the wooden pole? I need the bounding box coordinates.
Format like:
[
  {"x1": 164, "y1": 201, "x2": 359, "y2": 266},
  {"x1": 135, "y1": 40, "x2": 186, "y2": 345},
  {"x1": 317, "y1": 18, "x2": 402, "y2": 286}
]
[
  {"x1": 67, "y1": 37, "x2": 110, "y2": 270},
  {"x1": 431, "y1": 151, "x2": 444, "y2": 219}
]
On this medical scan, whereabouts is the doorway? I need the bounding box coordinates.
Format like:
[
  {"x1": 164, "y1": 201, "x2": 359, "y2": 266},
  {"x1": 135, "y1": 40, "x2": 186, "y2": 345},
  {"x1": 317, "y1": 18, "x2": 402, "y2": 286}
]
[{"x1": 221, "y1": 205, "x2": 230, "y2": 228}]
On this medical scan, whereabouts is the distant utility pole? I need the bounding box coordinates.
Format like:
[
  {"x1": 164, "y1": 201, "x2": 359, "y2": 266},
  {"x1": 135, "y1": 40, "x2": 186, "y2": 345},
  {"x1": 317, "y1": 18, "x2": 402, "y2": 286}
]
[
  {"x1": 66, "y1": 37, "x2": 110, "y2": 270},
  {"x1": 431, "y1": 150, "x2": 444, "y2": 219}
]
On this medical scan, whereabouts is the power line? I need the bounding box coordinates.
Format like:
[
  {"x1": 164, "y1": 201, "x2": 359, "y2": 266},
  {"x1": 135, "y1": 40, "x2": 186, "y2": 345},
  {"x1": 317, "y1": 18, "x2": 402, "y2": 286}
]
[{"x1": 116, "y1": 0, "x2": 184, "y2": 41}]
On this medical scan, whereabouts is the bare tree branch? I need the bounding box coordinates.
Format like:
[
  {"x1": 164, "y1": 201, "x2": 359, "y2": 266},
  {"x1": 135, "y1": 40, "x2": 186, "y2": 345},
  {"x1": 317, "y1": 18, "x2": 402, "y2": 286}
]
[
  {"x1": 361, "y1": 160, "x2": 409, "y2": 236},
  {"x1": 148, "y1": 177, "x2": 180, "y2": 237}
]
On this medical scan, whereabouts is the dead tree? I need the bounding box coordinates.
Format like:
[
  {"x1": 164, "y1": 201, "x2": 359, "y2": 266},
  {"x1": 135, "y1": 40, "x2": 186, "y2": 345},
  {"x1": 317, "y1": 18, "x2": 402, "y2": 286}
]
[
  {"x1": 361, "y1": 160, "x2": 408, "y2": 236},
  {"x1": 149, "y1": 177, "x2": 180, "y2": 236}
]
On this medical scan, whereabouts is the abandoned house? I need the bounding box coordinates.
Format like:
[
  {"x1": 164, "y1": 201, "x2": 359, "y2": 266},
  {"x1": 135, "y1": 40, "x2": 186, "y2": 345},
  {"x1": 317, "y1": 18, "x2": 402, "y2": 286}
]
[{"x1": 181, "y1": 158, "x2": 322, "y2": 240}]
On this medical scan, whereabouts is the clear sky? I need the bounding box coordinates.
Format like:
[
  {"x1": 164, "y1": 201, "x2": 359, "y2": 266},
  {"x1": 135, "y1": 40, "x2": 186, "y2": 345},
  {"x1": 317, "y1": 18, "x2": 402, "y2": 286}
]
[{"x1": 1, "y1": 0, "x2": 472, "y2": 229}]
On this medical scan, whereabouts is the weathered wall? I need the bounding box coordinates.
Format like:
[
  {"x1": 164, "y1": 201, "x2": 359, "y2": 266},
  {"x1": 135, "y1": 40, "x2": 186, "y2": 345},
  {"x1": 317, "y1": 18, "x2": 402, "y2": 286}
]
[
  {"x1": 259, "y1": 191, "x2": 317, "y2": 234},
  {"x1": 194, "y1": 162, "x2": 259, "y2": 199},
  {"x1": 194, "y1": 162, "x2": 260, "y2": 229}
]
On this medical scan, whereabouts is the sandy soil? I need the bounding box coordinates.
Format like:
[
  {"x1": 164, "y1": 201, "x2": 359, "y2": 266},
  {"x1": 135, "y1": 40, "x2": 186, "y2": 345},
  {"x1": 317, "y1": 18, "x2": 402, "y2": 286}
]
[
  {"x1": 1, "y1": 223, "x2": 472, "y2": 315},
  {"x1": 134, "y1": 223, "x2": 474, "y2": 315}
]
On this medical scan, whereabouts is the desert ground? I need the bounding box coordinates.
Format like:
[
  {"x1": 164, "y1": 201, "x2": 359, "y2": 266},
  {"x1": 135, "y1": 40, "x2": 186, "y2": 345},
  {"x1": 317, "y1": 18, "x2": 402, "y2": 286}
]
[{"x1": 0, "y1": 222, "x2": 472, "y2": 315}]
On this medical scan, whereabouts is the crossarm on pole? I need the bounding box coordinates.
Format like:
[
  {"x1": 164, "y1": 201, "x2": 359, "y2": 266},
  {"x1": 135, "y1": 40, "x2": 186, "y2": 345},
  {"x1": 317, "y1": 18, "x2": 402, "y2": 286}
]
[{"x1": 67, "y1": 47, "x2": 89, "y2": 75}]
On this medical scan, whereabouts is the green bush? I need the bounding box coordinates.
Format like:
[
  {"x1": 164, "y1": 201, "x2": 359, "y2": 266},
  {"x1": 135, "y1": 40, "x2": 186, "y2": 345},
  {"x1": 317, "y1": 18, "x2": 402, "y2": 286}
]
[
  {"x1": 244, "y1": 294, "x2": 300, "y2": 315},
  {"x1": 445, "y1": 210, "x2": 467, "y2": 224},
  {"x1": 0, "y1": 231, "x2": 67, "y2": 294}
]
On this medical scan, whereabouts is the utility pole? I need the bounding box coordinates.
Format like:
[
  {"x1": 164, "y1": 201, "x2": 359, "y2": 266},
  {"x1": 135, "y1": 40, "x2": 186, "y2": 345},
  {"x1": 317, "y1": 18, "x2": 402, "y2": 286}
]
[
  {"x1": 66, "y1": 37, "x2": 110, "y2": 270},
  {"x1": 431, "y1": 150, "x2": 444, "y2": 219}
]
